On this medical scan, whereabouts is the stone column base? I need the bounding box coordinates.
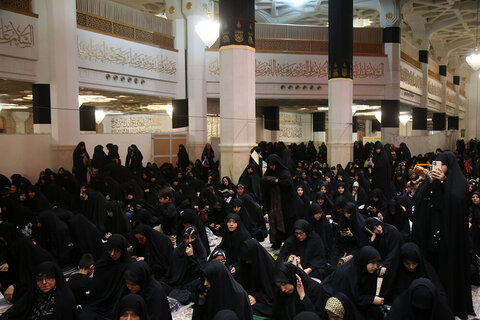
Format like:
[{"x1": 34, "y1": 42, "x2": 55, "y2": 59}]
[
  {"x1": 381, "y1": 127, "x2": 399, "y2": 144},
  {"x1": 50, "y1": 144, "x2": 76, "y2": 171},
  {"x1": 187, "y1": 141, "x2": 206, "y2": 163},
  {"x1": 327, "y1": 141, "x2": 353, "y2": 167},
  {"x1": 412, "y1": 129, "x2": 427, "y2": 136}
]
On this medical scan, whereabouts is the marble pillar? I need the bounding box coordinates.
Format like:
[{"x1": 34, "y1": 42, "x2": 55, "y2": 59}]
[{"x1": 327, "y1": 0, "x2": 353, "y2": 167}]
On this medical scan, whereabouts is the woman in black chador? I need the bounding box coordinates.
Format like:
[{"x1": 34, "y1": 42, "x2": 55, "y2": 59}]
[
  {"x1": 371, "y1": 141, "x2": 395, "y2": 200},
  {"x1": 132, "y1": 224, "x2": 173, "y2": 281},
  {"x1": 8, "y1": 261, "x2": 76, "y2": 320},
  {"x1": 81, "y1": 234, "x2": 131, "y2": 319},
  {"x1": 380, "y1": 242, "x2": 444, "y2": 305},
  {"x1": 321, "y1": 246, "x2": 384, "y2": 320},
  {"x1": 120, "y1": 260, "x2": 172, "y2": 320},
  {"x1": 217, "y1": 213, "x2": 251, "y2": 269},
  {"x1": 306, "y1": 203, "x2": 334, "y2": 261},
  {"x1": 412, "y1": 151, "x2": 474, "y2": 319},
  {"x1": 192, "y1": 260, "x2": 253, "y2": 320},
  {"x1": 387, "y1": 278, "x2": 453, "y2": 320},
  {"x1": 272, "y1": 262, "x2": 324, "y2": 320},
  {"x1": 236, "y1": 239, "x2": 276, "y2": 317},
  {"x1": 278, "y1": 219, "x2": 330, "y2": 280},
  {"x1": 262, "y1": 154, "x2": 297, "y2": 249}
]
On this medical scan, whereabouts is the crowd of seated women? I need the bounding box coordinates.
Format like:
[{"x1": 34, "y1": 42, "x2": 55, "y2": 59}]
[{"x1": 0, "y1": 139, "x2": 477, "y2": 319}]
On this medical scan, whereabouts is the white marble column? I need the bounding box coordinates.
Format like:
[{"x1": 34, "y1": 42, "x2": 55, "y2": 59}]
[
  {"x1": 41, "y1": 0, "x2": 80, "y2": 168},
  {"x1": 11, "y1": 112, "x2": 30, "y2": 133},
  {"x1": 328, "y1": 80, "x2": 353, "y2": 166},
  {"x1": 219, "y1": 47, "x2": 256, "y2": 182},
  {"x1": 313, "y1": 132, "x2": 326, "y2": 143},
  {"x1": 185, "y1": 13, "x2": 208, "y2": 160}
]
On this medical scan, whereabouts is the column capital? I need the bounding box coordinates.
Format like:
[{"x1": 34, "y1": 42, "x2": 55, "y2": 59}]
[
  {"x1": 165, "y1": 0, "x2": 184, "y2": 20},
  {"x1": 379, "y1": 0, "x2": 401, "y2": 28}
]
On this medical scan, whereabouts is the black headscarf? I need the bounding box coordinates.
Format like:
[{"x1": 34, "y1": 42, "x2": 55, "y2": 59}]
[
  {"x1": 364, "y1": 217, "x2": 403, "y2": 269},
  {"x1": 34, "y1": 210, "x2": 72, "y2": 267},
  {"x1": 372, "y1": 142, "x2": 395, "y2": 199},
  {"x1": 412, "y1": 151, "x2": 473, "y2": 318},
  {"x1": 237, "y1": 239, "x2": 276, "y2": 317},
  {"x1": 321, "y1": 246, "x2": 381, "y2": 317},
  {"x1": 381, "y1": 242, "x2": 444, "y2": 304},
  {"x1": 179, "y1": 208, "x2": 210, "y2": 256},
  {"x1": 0, "y1": 237, "x2": 54, "y2": 320},
  {"x1": 29, "y1": 261, "x2": 76, "y2": 320},
  {"x1": 383, "y1": 199, "x2": 410, "y2": 241},
  {"x1": 122, "y1": 261, "x2": 172, "y2": 320},
  {"x1": 217, "y1": 213, "x2": 251, "y2": 267},
  {"x1": 104, "y1": 200, "x2": 131, "y2": 240},
  {"x1": 200, "y1": 261, "x2": 253, "y2": 320},
  {"x1": 212, "y1": 309, "x2": 239, "y2": 320},
  {"x1": 166, "y1": 226, "x2": 207, "y2": 288},
  {"x1": 112, "y1": 293, "x2": 150, "y2": 320},
  {"x1": 278, "y1": 219, "x2": 328, "y2": 280},
  {"x1": 388, "y1": 278, "x2": 453, "y2": 320},
  {"x1": 306, "y1": 203, "x2": 334, "y2": 256},
  {"x1": 86, "y1": 234, "x2": 130, "y2": 318},
  {"x1": 133, "y1": 224, "x2": 173, "y2": 280},
  {"x1": 68, "y1": 213, "x2": 104, "y2": 261},
  {"x1": 272, "y1": 262, "x2": 323, "y2": 320}
]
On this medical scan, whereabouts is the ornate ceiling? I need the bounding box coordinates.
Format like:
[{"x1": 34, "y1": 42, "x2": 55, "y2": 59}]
[{"x1": 110, "y1": 0, "x2": 477, "y2": 72}]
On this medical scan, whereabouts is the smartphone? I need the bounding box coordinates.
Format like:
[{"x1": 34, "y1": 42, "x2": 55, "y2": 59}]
[{"x1": 432, "y1": 161, "x2": 442, "y2": 171}]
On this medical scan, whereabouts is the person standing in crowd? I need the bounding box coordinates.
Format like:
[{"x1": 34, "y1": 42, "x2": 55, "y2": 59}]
[
  {"x1": 73, "y1": 141, "x2": 90, "y2": 184},
  {"x1": 412, "y1": 151, "x2": 474, "y2": 319},
  {"x1": 263, "y1": 154, "x2": 298, "y2": 249}
]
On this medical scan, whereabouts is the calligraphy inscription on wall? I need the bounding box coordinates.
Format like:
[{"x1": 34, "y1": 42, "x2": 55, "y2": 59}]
[
  {"x1": 279, "y1": 113, "x2": 303, "y2": 139},
  {"x1": 109, "y1": 115, "x2": 169, "y2": 133},
  {"x1": 427, "y1": 80, "x2": 442, "y2": 98},
  {"x1": 0, "y1": 18, "x2": 34, "y2": 48},
  {"x1": 208, "y1": 58, "x2": 384, "y2": 79},
  {"x1": 78, "y1": 39, "x2": 176, "y2": 75},
  {"x1": 400, "y1": 66, "x2": 422, "y2": 90}
]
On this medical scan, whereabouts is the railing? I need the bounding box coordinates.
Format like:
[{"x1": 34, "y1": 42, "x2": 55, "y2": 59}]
[
  {"x1": 76, "y1": 10, "x2": 175, "y2": 51},
  {"x1": 0, "y1": 0, "x2": 30, "y2": 13},
  {"x1": 401, "y1": 51, "x2": 421, "y2": 69},
  {"x1": 253, "y1": 39, "x2": 384, "y2": 56},
  {"x1": 0, "y1": 0, "x2": 37, "y2": 17}
]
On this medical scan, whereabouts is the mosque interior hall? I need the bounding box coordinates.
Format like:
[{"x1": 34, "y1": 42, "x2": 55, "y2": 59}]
[
  {"x1": 3, "y1": 0, "x2": 480, "y2": 319},
  {"x1": 0, "y1": 0, "x2": 478, "y2": 180}
]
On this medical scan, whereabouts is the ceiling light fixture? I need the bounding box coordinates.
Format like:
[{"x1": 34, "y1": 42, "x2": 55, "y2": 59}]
[
  {"x1": 467, "y1": 0, "x2": 480, "y2": 70},
  {"x1": 291, "y1": 0, "x2": 308, "y2": 7},
  {"x1": 195, "y1": 1, "x2": 219, "y2": 48}
]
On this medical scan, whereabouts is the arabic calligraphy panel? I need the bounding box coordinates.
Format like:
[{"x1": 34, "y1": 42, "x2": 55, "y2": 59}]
[{"x1": 0, "y1": 9, "x2": 38, "y2": 60}]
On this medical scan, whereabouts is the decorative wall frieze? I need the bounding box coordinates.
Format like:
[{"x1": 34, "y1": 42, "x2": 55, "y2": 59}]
[
  {"x1": 207, "y1": 51, "x2": 385, "y2": 85},
  {"x1": 427, "y1": 79, "x2": 442, "y2": 101},
  {"x1": 77, "y1": 29, "x2": 177, "y2": 82},
  {"x1": 78, "y1": 38, "x2": 176, "y2": 74},
  {"x1": 400, "y1": 66, "x2": 422, "y2": 90}
]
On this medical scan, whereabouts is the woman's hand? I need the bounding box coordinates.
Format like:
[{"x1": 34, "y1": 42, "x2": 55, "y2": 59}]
[
  {"x1": 4, "y1": 285, "x2": 14, "y2": 302},
  {"x1": 373, "y1": 296, "x2": 384, "y2": 305},
  {"x1": 248, "y1": 295, "x2": 256, "y2": 306},
  {"x1": 296, "y1": 274, "x2": 305, "y2": 301}
]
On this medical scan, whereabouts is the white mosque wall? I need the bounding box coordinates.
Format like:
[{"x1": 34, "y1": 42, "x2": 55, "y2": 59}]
[{"x1": 0, "y1": 132, "x2": 153, "y2": 183}]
